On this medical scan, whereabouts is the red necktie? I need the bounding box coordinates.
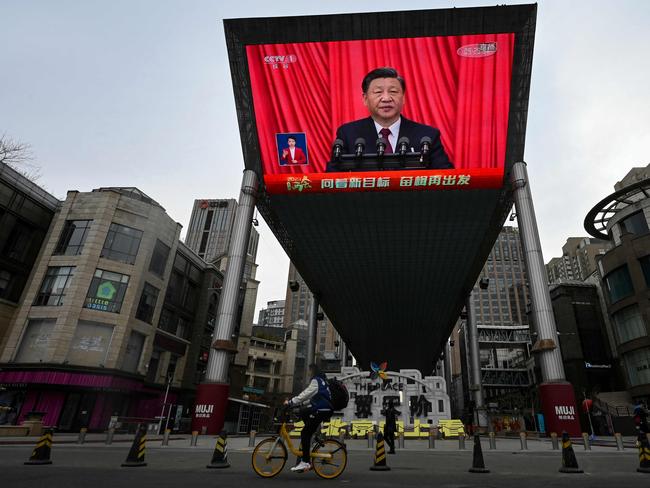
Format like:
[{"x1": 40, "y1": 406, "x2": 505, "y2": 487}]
[{"x1": 379, "y1": 128, "x2": 393, "y2": 154}]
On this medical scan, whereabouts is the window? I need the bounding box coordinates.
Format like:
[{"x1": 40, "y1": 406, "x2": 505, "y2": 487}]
[
  {"x1": 84, "y1": 269, "x2": 129, "y2": 313},
  {"x1": 623, "y1": 348, "x2": 650, "y2": 387},
  {"x1": 149, "y1": 239, "x2": 170, "y2": 277},
  {"x1": 0, "y1": 269, "x2": 11, "y2": 297},
  {"x1": 66, "y1": 321, "x2": 113, "y2": 367},
  {"x1": 640, "y1": 255, "x2": 650, "y2": 288},
  {"x1": 136, "y1": 283, "x2": 159, "y2": 324},
  {"x1": 2, "y1": 221, "x2": 33, "y2": 263},
  {"x1": 604, "y1": 265, "x2": 634, "y2": 303},
  {"x1": 438, "y1": 400, "x2": 445, "y2": 413},
  {"x1": 34, "y1": 266, "x2": 74, "y2": 306},
  {"x1": 15, "y1": 319, "x2": 56, "y2": 362},
  {"x1": 101, "y1": 223, "x2": 143, "y2": 265},
  {"x1": 54, "y1": 220, "x2": 91, "y2": 256},
  {"x1": 612, "y1": 306, "x2": 647, "y2": 344},
  {"x1": 620, "y1": 211, "x2": 649, "y2": 236},
  {"x1": 123, "y1": 331, "x2": 145, "y2": 373}
]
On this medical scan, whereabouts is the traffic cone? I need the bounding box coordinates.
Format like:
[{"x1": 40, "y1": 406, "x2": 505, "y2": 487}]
[
  {"x1": 637, "y1": 433, "x2": 650, "y2": 474},
  {"x1": 558, "y1": 431, "x2": 583, "y2": 473},
  {"x1": 370, "y1": 431, "x2": 390, "y2": 471},
  {"x1": 24, "y1": 429, "x2": 53, "y2": 465},
  {"x1": 468, "y1": 434, "x2": 490, "y2": 473},
  {"x1": 206, "y1": 431, "x2": 230, "y2": 469},
  {"x1": 121, "y1": 425, "x2": 147, "y2": 467}
]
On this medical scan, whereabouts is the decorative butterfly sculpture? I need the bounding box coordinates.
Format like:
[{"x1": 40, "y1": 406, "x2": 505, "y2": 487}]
[{"x1": 370, "y1": 361, "x2": 388, "y2": 380}]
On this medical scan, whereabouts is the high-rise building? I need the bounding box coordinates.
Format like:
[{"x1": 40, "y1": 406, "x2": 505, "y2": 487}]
[
  {"x1": 452, "y1": 226, "x2": 533, "y2": 428},
  {"x1": 257, "y1": 300, "x2": 285, "y2": 328},
  {"x1": 184, "y1": 197, "x2": 260, "y2": 351},
  {"x1": 0, "y1": 187, "x2": 223, "y2": 431},
  {"x1": 282, "y1": 262, "x2": 343, "y2": 388},
  {"x1": 0, "y1": 163, "x2": 60, "y2": 347},
  {"x1": 184, "y1": 198, "x2": 259, "y2": 278},
  {"x1": 546, "y1": 237, "x2": 610, "y2": 284}
]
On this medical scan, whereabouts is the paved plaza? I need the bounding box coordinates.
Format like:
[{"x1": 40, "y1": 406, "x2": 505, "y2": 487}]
[{"x1": 1, "y1": 434, "x2": 648, "y2": 487}]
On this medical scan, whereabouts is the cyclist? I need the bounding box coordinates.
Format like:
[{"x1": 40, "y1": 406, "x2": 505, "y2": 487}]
[{"x1": 284, "y1": 363, "x2": 333, "y2": 473}]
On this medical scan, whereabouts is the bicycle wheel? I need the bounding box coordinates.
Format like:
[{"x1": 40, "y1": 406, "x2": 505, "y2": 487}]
[
  {"x1": 251, "y1": 437, "x2": 287, "y2": 478},
  {"x1": 311, "y1": 439, "x2": 347, "y2": 479}
]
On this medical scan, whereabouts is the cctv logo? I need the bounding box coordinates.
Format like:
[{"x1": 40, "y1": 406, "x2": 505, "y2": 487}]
[{"x1": 264, "y1": 54, "x2": 298, "y2": 70}]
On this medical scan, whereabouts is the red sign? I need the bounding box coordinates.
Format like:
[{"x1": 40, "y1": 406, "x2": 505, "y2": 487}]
[
  {"x1": 539, "y1": 383, "x2": 581, "y2": 437},
  {"x1": 265, "y1": 168, "x2": 502, "y2": 195},
  {"x1": 191, "y1": 383, "x2": 230, "y2": 435}
]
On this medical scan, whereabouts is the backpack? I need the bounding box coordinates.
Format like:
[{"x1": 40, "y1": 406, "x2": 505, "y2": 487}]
[{"x1": 327, "y1": 378, "x2": 349, "y2": 411}]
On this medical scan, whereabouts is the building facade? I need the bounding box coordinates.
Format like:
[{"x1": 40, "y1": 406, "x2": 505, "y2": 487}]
[
  {"x1": 451, "y1": 226, "x2": 535, "y2": 431},
  {"x1": 283, "y1": 262, "x2": 343, "y2": 388},
  {"x1": 0, "y1": 163, "x2": 59, "y2": 348},
  {"x1": 585, "y1": 165, "x2": 650, "y2": 403},
  {"x1": 546, "y1": 237, "x2": 610, "y2": 285},
  {"x1": 257, "y1": 300, "x2": 285, "y2": 328},
  {"x1": 0, "y1": 187, "x2": 222, "y2": 431}
]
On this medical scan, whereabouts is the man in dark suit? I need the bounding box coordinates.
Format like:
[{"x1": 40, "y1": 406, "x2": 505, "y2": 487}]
[{"x1": 330, "y1": 67, "x2": 452, "y2": 171}]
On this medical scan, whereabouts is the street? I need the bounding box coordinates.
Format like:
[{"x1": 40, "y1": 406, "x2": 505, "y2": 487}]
[{"x1": 1, "y1": 437, "x2": 647, "y2": 488}]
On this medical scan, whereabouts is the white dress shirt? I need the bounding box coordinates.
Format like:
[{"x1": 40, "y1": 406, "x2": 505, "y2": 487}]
[{"x1": 373, "y1": 117, "x2": 401, "y2": 151}]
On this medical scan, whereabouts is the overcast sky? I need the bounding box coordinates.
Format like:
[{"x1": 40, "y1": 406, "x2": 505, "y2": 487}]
[{"x1": 2, "y1": 0, "x2": 649, "y2": 318}]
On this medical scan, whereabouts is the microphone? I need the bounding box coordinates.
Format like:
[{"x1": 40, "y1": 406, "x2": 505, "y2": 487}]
[
  {"x1": 419, "y1": 136, "x2": 432, "y2": 163},
  {"x1": 332, "y1": 139, "x2": 344, "y2": 161},
  {"x1": 376, "y1": 137, "x2": 388, "y2": 157},
  {"x1": 397, "y1": 136, "x2": 410, "y2": 157},
  {"x1": 354, "y1": 137, "x2": 366, "y2": 158}
]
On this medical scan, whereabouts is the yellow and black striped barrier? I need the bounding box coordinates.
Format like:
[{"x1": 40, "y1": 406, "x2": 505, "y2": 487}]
[
  {"x1": 25, "y1": 429, "x2": 53, "y2": 465},
  {"x1": 121, "y1": 425, "x2": 147, "y2": 467},
  {"x1": 370, "y1": 431, "x2": 390, "y2": 471},
  {"x1": 637, "y1": 434, "x2": 650, "y2": 474},
  {"x1": 558, "y1": 431, "x2": 583, "y2": 474},
  {"x1": 206, "y1": 431, "x2": 230, "y2": 469}
]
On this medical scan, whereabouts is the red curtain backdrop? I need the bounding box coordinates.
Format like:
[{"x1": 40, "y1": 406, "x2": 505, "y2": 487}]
[{"x1": 246, "y1": 33, "x2": 514, "y2": 175}]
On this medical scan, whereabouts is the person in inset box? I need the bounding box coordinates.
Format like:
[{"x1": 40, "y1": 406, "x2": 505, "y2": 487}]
[{"x1": 331, "y1": 67, "x2": 452, "y2": 170}]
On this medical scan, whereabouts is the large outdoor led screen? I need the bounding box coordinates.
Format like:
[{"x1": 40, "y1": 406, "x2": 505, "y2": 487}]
[{"x1": 246, "y1": 34, "x2": 514, "y2": 194}]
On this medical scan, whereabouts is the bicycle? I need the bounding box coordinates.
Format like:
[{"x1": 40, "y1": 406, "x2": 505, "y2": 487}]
[{"x1": 251, "y1": 407, "x2": 347, "y2": 479}]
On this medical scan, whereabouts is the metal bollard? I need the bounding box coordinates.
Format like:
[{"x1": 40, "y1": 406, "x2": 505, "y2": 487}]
[
  {"x1": 338, "y1": 428, "x2": 346, "y2": 444},
  {"x1": 191, "y1": 430, "x2": 199, "y2": 447},
  {"x1": 162, "y1": 428, "x2": 171, "y2": 446},
  {"x1": 248, "y1": 430, "x2": 256, "y2": 448},
  {"x1": 105, "y1": 427, "x2": 115, "y2": 445},
  {"x1": 458, "y1": 435, "x2": 466, "y2": 450},
  {"x1": 581, "y1": 432, "x2": 591, "y2": 451},
  {"x1": 614, "y1": 433, "x2": 624, "y2": 451},
  {"x1": 428, "y1": 429, "x2": 435, "y2": 449},
  {"x1": 367, "y1": 430, "x2": 374, "y2": 448},
  {"x1": 550, "y1": 432, "x2": 559, "y2": 450},
  {"x1": 519, "y1": 432, "x2": 528, "y2": 450},
  {"x1": 77, "y1": 427, "x2": 87, "y2": 445},
  {"x1": 398, "y1": 432, "x2": 405, "y2": 449},
  {"x1": 489, "y1": 432, "x2": 496, "y2": 450}
]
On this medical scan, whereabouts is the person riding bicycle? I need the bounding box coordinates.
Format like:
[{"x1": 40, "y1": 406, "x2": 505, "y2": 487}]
[{"x1": 284, "y1": 363, "x2": 333, "y2": 473}]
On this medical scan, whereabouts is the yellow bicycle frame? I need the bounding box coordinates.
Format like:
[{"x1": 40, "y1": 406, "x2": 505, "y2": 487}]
[{"x1": 264, "y1": 422, "x2": 333, "y2": 460}]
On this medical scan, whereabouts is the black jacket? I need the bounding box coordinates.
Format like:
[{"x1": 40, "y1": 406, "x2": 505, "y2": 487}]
[{"x1": 332, "y1": 116, "x2": 452, "y2": 169}]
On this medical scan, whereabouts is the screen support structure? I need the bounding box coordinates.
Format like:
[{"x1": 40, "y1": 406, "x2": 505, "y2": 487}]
[
  {"x1": 307, "y1": 295, "x2": 319, "y2": 375},
  {"x1": 466, "y1": 293, "x2": 488, "y2": 431},
  {"x1": 191, "y1": 169, "x2": 259, "y2": 434},
  {"x1": 511, "y1": 161, "x2": 580, "y2": 436}
]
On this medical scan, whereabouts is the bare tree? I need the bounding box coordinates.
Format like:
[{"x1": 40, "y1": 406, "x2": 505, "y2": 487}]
[{"x1": 0, "y1": 134, "x2": 41, "y2": 182}]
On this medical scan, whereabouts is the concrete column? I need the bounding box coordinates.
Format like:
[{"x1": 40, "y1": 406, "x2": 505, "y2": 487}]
[
  {"x1": 306, "y1": 295, "x2": 319, "y2": 373},
  {"x1": 466, "y1": 294, "x2": 487, "y2": 429}
]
